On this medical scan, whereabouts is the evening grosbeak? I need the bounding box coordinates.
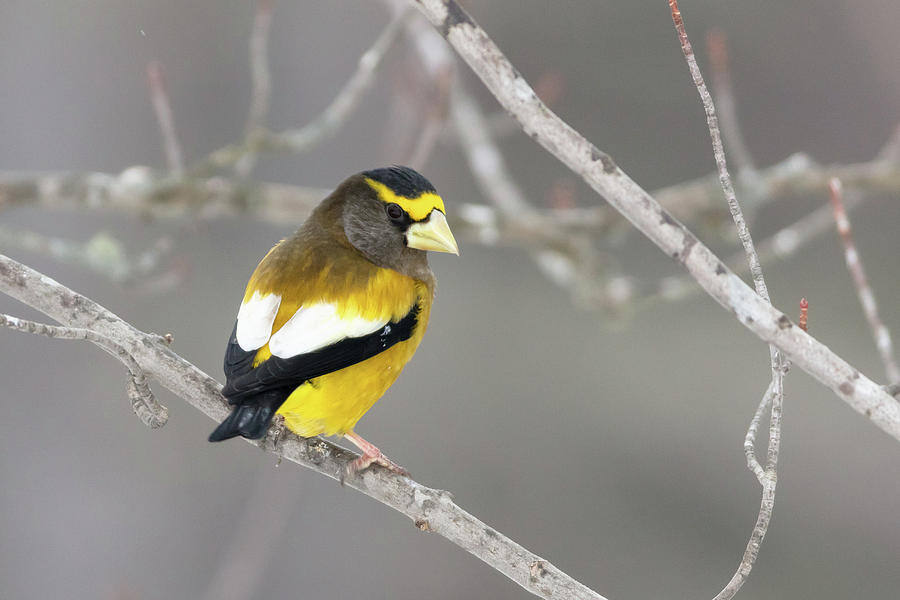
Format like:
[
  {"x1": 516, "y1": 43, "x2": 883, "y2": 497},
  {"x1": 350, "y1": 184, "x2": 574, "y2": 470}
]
[{"x1": 209, "y1": 166, "x2": 458, "y2": 476}]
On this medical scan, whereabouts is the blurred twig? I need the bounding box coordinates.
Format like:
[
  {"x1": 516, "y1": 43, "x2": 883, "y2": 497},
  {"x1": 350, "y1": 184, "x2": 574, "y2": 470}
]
[
  {"x1": 201, "y1": 466, "x2": 299, "y2": 600},
  {"x1": 405, "y1": 64, "x2": 453, "y2": 169},
  {"x1": 0, "y1": 169, "x2": 326, "y2": 224},
  {"x1": 0, "y1": 226, "x2": 175, "y2": 286},
  {"x1": 234, "y1": 0, "x2": 274, "y2": 178},
  {"x1": 650, "y1": 187, "x2": 864, "y2": 306},
  {"x1": 191, "y1": 8, "x2": 412, "y2": 176},
  {"x1": 450, "y1": 85, "x2": 604, "y2": 302},
  {"x1": 829, "y1": 178, "x2": 900, "y2": 383},
  {"x1": 706, "y1": 30, "x2": 756, "y2": 176},
  {"x1": 146, "y1": 62, "x2": 184, "y2": 176}
]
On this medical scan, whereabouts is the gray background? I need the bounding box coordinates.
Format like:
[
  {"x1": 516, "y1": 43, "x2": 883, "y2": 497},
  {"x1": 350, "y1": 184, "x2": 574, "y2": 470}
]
[{"x1": 2, "y1": 1, "x2": 899, "y2": 599}]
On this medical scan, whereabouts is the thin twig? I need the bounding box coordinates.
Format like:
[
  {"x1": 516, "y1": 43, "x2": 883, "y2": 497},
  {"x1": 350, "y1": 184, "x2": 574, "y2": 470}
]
[
  {"x1": 234, "y1": 0, "x2": 274, "y2": 178},
  {"x1": 146, "y1": 61, "x2": 185, "y2": 175},
  {"x1": 876, "y1": 124, "x2": 900, "y2": 164},
  {"x1": 0, "y1": 312, "x2": 167, "y2": 428},
  {"x1": 406, "y1": 64, "x2": 453, "y2": 170},
  {"x1": 668, "y1": 4, "x2": 786, "y2": 598},
  {"x1": 0, "y1": 169, "x2": 326, "y2": 225},
  {"x1": 669, "y1": 0, "x2": 770, "y2": 304},
  {"x1": 743, "y1": 381, "x2": 773, "y2": 484},
  {"x1": 0, "y1": 226, "x2": 174, "y2": 285},
  {"x1": 829, "y1": 178, "x2": 900, "y2": 383},
  {"x1": 652, "y1": 188, "x2": 864, "y2": 307},
  {"x1": 706, "y1": 30, "x2": 756, "y2": 175},
  {"x1": 0, "y1": 253, "x2": 609, "y2": 600},
  {"x1": 201, "y1": 466, "x2": 299, "y2": 600},
  {"x1": 450, "y1": 85, "x2": 602, "y2": 300},
  {"x1": 194, "y1": 9, "x2": 411, "y2": 175}
]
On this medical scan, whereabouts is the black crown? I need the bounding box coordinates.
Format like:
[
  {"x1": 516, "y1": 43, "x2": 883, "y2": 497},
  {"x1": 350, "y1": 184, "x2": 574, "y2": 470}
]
[{"x1": 362, "y1": 165, "x2": 437, "y2": 198}]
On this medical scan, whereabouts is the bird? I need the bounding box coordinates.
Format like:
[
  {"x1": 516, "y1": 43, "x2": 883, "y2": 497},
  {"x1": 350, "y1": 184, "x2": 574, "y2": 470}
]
[{"x1": 208, "y1": 166, "x2": 458, "y2": 477}]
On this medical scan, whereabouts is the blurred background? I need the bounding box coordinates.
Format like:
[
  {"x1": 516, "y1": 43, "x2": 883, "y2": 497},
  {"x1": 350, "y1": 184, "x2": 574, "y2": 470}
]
[{"x1": 2, "y1": 1, "x2": 900, "y2": 599}]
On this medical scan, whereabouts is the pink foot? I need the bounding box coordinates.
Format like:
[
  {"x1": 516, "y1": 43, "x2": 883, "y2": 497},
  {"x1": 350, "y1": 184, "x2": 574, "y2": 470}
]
[{"x1": 342, "y1": 431, "x2": 409, "y2": 482}]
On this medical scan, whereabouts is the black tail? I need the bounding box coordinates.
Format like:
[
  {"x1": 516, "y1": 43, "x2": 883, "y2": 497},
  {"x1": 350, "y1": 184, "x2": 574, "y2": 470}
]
[{"x1": 208, "y1": 392, "x2": 283, "y2": 442}]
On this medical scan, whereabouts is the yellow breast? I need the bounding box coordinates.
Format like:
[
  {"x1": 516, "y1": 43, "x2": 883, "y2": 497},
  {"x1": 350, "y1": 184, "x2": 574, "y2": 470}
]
[{"x1": 274, "y1": 278, "x2": 432, "y2": 437}]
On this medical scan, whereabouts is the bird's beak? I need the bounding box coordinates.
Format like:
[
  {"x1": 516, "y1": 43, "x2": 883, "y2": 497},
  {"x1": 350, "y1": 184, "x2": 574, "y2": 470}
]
[{"x1": 406, "y1": 210, "x2": 459, "y2": 255}]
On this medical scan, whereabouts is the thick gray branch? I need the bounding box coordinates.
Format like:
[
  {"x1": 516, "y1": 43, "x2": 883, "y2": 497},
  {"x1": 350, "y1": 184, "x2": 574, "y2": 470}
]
[
  {"x1": 0, "y1": 253, "x2": 607, "y2": 600},
  {"x1": 413, "y1": 0, "x2": 900, "y2": 441}
]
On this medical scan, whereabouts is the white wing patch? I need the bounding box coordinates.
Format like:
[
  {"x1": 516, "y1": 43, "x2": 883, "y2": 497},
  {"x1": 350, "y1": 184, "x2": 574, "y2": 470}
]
[
  {"x1": 268, "y1": 303, "x2": 389, "y2": 359},
  {"x1": 236, "y1": 291, "x2": 281, "y2": 351}
]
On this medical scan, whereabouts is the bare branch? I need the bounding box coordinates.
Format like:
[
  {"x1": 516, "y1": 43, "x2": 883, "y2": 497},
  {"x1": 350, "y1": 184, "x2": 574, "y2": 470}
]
[
  {"x1": 0, "y1": 226, "x2": 173, "y2": 285},
  {"x1": 0, "y1": 169, "x2": 325, "y2": 225},
  {"x1": 706, "y1": 30, "x2": 756, "y2": 174},
  {"x1": 146, "y1": 61, "x2": 185, "y2": 175},
  {"x1": 669, "y1": 5, "x2": 785, "y2": 597},
  {"x1": 201, "y1": 466, "x2": 299, "y2": 600},
  {"x1": 194, "y1": 9, "x2": 411, "y2": 175},
  {"x1": 876, "y1": 124, "x2": 900, "y2": 164},
  {"x1": 669, "y1": 0, "x2": 770, "y2": 305},
  {"x1": 450, "y1": 85, "x2": 604, "y2": 300},
  {"x1": 0, "y1": 253, "x2": 608, "y2": 600},
  {"x1": 412, "y1": 0, "x2": 900, "y2": 441},
  {"x1": 653, "y1": 188, "x2": 864, "y2": 306},
  {"x1": 713, "y1": 469, "x2": 777, "y2": 599},
  {"x1": 405, "y1": 64, "x2": 453, "y2": 170},
  {"x1": 0, "y1": 311, "x2": 167, "y2": 428},
  {"x1": 234, "y1": 0, "x2": 274, "y2": 178},
  {"x1": 743, "y1": 381, "x2": 773, "y2": 484},
  {"x1": 829, "y1": 178, "x2": 900, "y2": 383}
]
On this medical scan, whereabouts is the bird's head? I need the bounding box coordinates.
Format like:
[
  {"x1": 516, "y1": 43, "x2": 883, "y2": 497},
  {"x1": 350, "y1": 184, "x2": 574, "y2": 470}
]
[{"x1": 335, "y1": 166, "x2": 459, "y2": 272}]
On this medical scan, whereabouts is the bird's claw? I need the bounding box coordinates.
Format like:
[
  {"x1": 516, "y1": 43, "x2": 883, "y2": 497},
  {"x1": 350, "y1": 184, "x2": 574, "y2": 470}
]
[
  {"x1": 340, "y1": 451, "x2": 409, "y2": 485},
  {"x1": 262, "y1": 414, "x2": 286, "y2": 453}
]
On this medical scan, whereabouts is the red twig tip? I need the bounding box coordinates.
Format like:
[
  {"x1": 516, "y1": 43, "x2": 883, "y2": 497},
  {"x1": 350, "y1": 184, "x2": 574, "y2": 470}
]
[
  {"x1": 668, "y1": 0, "x2": 690, "y2": 52},
  {"x1": 799, "y1": 298, "x2": 808, "y2": 332}
]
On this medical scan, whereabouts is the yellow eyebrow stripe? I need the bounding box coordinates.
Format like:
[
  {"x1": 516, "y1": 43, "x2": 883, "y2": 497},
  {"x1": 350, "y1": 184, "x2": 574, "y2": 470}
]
[{"x1": 364, "y1": 177, "x2": 446, "y2": 222}]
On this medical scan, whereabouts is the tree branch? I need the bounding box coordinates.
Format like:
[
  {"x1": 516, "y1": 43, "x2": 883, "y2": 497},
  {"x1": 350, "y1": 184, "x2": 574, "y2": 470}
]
[
  {"x1": 829, "y1": 178, "x2": 900, "y2": 383},
  {"x1": 412, "y1": 0, "x2": 900, "y2": 442},
  {"x1": 146, "y1": 61, "x2": 185, "y2": 175},
  {"x1": 0, "y1": 253, "x2": 608, "y2": 600},
  {"x1": 191, "y1": 8, "x2": 411, "y2": 176},
  {"x1": 669, "y1": 4, "x2": 785, "y2": 597},
  {"x1": 0, "y1": 311, "x2": 168, "y2": 428},
  {"x1": 234, "y1": 0, "x2": 274, "y2": 178}
]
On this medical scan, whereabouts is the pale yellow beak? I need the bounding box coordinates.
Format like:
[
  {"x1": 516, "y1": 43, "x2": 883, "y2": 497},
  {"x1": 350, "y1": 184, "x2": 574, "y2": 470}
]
[{"x1": 406, "y1": 210, "x2": 459, "y2": 255}]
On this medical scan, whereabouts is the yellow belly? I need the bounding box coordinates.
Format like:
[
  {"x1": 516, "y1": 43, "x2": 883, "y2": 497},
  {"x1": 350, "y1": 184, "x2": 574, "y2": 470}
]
[{"x1": 275, "y1": 336, "x2": 419, "y2": 437}]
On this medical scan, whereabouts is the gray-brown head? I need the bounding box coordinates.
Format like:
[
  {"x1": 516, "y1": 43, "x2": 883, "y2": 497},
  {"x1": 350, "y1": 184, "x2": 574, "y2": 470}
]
[{"x1": 312, "y1": 166, "x2": 459, "y2": 279}]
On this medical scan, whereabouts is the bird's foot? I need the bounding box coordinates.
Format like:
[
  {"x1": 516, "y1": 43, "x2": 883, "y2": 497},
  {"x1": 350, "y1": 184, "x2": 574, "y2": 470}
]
[
  {"x1": 341, "y1": 431, "x2": 409, "y2": 484},
  {"x1": 262, "y1": 414, "x2": 286, "y2": 454}
]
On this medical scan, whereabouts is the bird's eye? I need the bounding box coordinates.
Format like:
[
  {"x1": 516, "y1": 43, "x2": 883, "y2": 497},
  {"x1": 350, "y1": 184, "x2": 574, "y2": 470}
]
[{"x1": 385, "y1": 203, "x2": 404, "y2": 221}]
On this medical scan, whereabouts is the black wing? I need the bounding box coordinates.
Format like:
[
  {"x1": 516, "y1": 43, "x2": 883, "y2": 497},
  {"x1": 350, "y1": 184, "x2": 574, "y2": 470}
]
[
  {"x1": 210, "y1": 304, "x2": 419, "y2": 442},
  {"x1": 221, "y1": 303, "x2": 420, "y2": 402}
]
